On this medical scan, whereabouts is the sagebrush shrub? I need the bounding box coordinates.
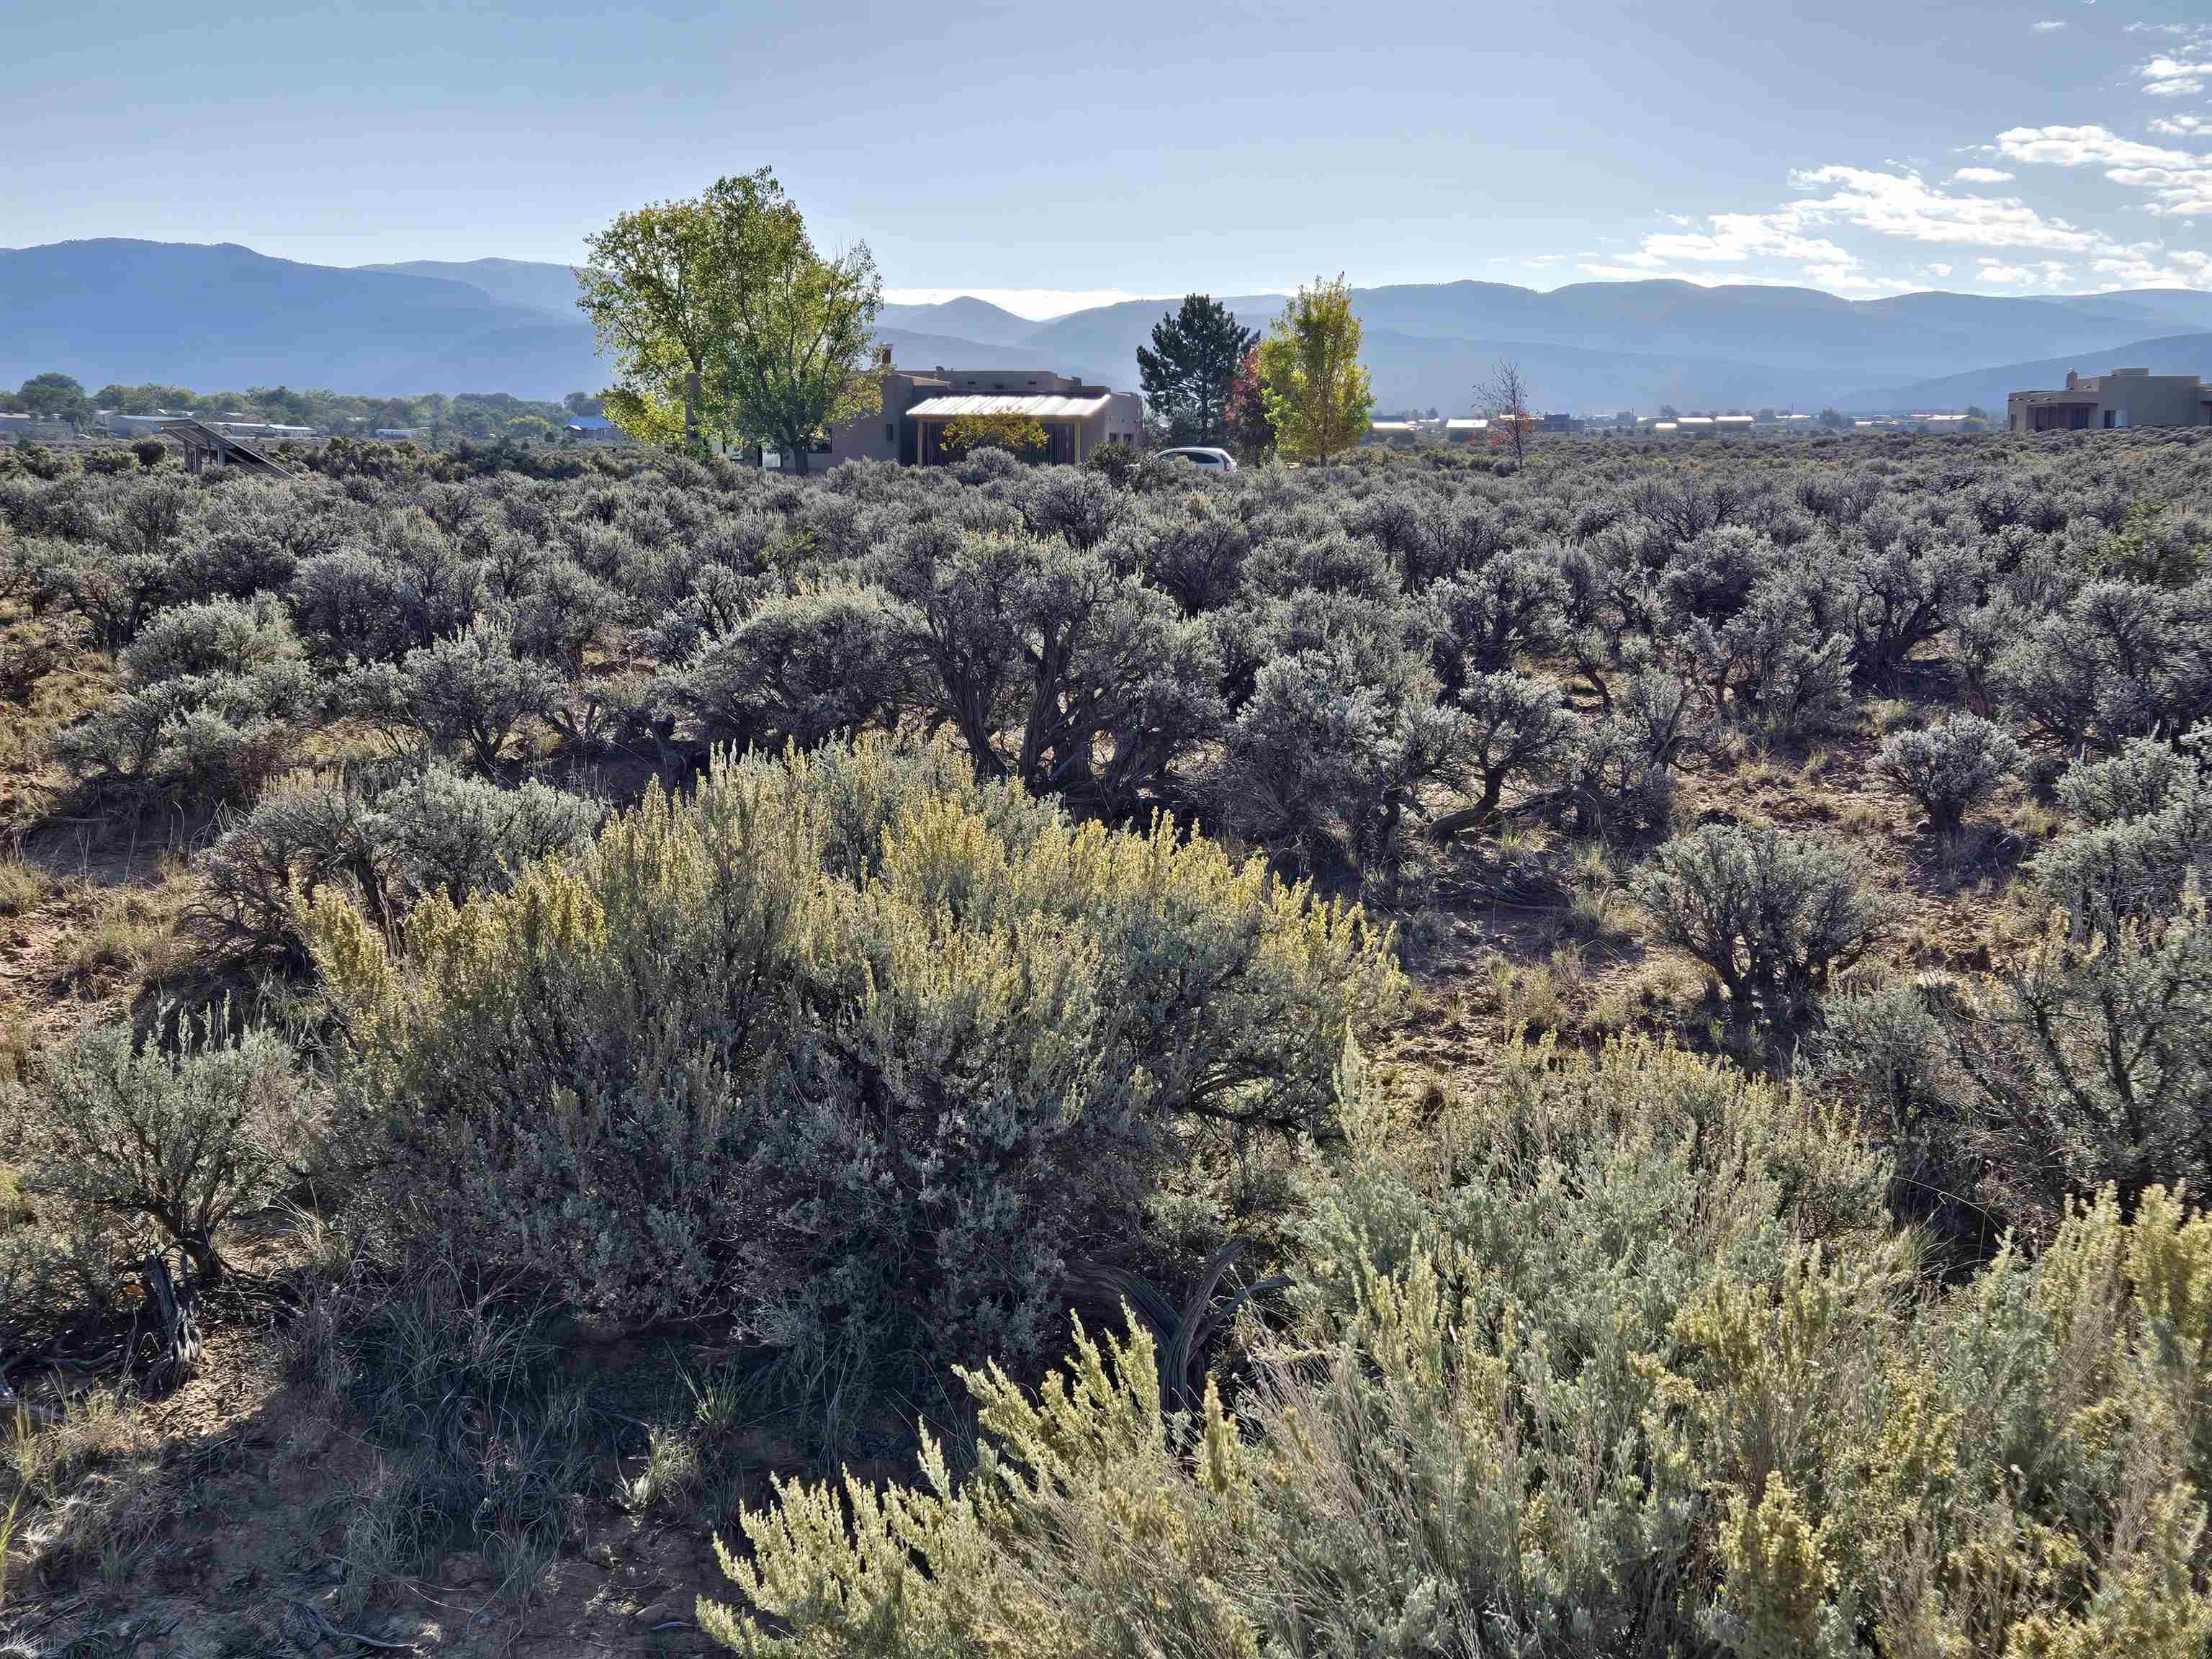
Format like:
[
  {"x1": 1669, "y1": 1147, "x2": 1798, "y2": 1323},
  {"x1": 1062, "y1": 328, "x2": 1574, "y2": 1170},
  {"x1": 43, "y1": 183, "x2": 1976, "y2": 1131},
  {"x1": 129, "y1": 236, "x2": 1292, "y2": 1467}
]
[
  {"x1": 1634, "y1": 821, "x2": 1887, "y2": 1017},
  {"x1": 195, "y1": 763, "x2": 603, "y2": 961},
  {"x1": 1994, "y1": 577, "x2": 2212, "y2": 751},
  {"x1": 307, "y1": 736, "x2": 1398, "y2": 1410},
  {"x1": 1874, "y1": 711, "x2": 2023, "y2": 832},
  {"x1": 2031, "y1": 727, "x2": 2212, "y2": 930},
  {"x1": 5, "y1": 1009, "x2": 315, "y2": 1283},
  {"x1": 703, "y1": 1039, "x2": 2212, "y2": 1658}
]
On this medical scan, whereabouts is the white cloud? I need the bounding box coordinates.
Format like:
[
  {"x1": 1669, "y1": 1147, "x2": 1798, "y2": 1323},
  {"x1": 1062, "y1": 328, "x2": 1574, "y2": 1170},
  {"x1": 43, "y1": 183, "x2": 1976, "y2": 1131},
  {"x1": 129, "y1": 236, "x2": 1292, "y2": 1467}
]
[
  {"x1": 1624, "y1": 212, "x2": 1861, "y2": 269},
  {"x1": 1781, "y1": 164, "x2": 2100, "y2": 248},
  {"x1": 2150, "y1": 114, "x2": 2208, "y2": 137},
  {"x1": 1994, "y1": 124, "x2": 2196, "y2": 168},
  {"x1": 2032, "y1": 19, "x2": 2067, "y2": 30},
  {"x1": 2141, "y1": 55, "x2": 2211, "y2": 96},
  {"x1": 2087, "y1": 243, "x2": 2212, "y2": 287},
  {"x1": 1995, "y1": 122, "x2": 2212, "y2": 217},
  {"x1": 1951, "y1": 166, "x2": 2016, "y2": 182},
  {"x1": 1928, "y1": 263, "x2": 1954, "y2": 276},
  {"x1": 1977, "y1": 258, "x2": 2074, "y2": 287}
]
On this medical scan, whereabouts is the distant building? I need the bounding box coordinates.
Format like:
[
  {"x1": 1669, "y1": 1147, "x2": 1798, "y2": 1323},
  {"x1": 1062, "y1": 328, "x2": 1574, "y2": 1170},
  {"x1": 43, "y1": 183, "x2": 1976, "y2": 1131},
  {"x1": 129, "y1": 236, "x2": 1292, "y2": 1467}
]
[
  {"x1": 2009, "y1": 367, "x2": 2212, "y2": 432},
  {"x1": 0, "y1": 413, "x2": 73, "y2": 441},
  {"x1": 1445, "y1": 417, "x2": 1488, "y2": 442},
  {"x1": 209, "y1": 418, "x2": 315, "y2": 440},
  {"x1": 779, "y1": 352, "x2": 1142, "y2": 469},
  {"x1": 372, "y1": 428, "x2": 425, "y2": 440},
  {"x1": 565, "y1": 414, "x2": 624, "y2": 444}
]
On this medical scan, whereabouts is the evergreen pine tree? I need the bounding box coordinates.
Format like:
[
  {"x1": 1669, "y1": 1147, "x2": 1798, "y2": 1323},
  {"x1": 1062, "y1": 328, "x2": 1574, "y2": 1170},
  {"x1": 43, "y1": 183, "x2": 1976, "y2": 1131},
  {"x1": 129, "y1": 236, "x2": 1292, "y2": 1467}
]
[{"x1": 1136, "y1": 294, "x2": 1258, "y2": 446}]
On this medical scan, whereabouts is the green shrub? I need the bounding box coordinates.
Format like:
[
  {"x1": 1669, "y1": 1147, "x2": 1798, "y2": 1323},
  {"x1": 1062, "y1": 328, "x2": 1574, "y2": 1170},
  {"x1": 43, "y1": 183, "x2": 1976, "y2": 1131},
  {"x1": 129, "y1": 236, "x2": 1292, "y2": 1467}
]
[
  {"x1": 1874, "y1": 711, "x2": 2023, "y2": 832},
  {"x1": 1950, "y1": 884, "x2": 2212, "y2": 1231},
  {"x1": 309, "y1": 736, "x2": 1398, "y2": 1413},
  {"x1": 702, "y1": 1039, "x2": 2212, "y2": 1658},
  {"x1": 341, "y1": 624, "x2": 560, "y2": 777},
  {"x1": 1634, "y1": 822, "x2": 1889, "y2": 1019},
  {"x1": 2033, "y1": 728, "x2": 2211, "y2": 931},
  {"x1": 195, "y1": 763, "x2": 604, "y2": 963},
  {"x1": 4, "y1": 1009, "x2": 315, "y2": 1284},
  {"x1": 1994, "y1": 578, "x2": 2212, "y2": 752},
  {"x1": 679, "y1": 584, "x2": 917, "y2": 753},
  {"x1": 55, "y1": 657, "x2": 318, "y2": 811},
  {"x1": 117, "y1": 593, "x2": 300, "y2": 686}
]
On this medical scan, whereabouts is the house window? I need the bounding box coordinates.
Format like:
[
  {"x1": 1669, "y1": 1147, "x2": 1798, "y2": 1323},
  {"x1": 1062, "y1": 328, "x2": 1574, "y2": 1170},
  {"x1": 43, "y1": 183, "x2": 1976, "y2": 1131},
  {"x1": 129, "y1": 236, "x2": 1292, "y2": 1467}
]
[{"x1": 885, "y1": 423, "x2": 894, "y2": 444}]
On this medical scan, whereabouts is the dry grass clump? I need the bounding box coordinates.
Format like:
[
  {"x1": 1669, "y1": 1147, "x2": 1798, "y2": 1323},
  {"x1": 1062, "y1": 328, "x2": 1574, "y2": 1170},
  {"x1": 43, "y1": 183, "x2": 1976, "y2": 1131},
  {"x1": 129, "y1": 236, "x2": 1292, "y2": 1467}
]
[
  {"x1": 1, "y1": 1389, "x2": 168, "y2": 1602},
  {"x1": 55, "y1": 867, "x2": 194, "y2": 999},
  {"x1": 0, "y1": 854, "x2": 48, "y2": 920}
]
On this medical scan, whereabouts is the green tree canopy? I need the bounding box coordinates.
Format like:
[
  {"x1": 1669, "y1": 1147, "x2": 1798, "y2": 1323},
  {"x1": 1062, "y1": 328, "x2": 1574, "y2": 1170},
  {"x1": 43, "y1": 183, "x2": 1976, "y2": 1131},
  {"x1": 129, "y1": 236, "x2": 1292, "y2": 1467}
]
[
  {"x1": 578, "y1": 168, "x2": 882, "y2": 469},
  {"x1": 19, "y1": 373, "x2": 89, "y2": 421},
  {"x1": 1256, "y1": 276, "x2": 1374, "y2": 466},
  {"x1": 715, "y1": 206, "x2": 883, "y2": 475},
  {"x1": 577, "y1": 168, "x2": 793, "y2": 451},
  {"x1": 1137, "y1": 294, "x2": 1257, "y2": 446}
]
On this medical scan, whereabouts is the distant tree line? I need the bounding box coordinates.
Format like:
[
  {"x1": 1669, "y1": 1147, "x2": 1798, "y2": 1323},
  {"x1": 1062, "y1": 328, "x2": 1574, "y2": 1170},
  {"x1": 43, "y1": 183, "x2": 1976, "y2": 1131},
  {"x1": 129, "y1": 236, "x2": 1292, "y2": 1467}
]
[{"x1": 0, "y1": 372, "x2": 598, "y2": 444}]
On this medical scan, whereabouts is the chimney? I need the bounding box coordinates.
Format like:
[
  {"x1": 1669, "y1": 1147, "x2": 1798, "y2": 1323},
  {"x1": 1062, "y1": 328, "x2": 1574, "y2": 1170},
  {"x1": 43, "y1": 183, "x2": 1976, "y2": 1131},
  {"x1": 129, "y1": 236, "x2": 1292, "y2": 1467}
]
[
  {"x1": 2064, "y1": 370, "x2": 2080, "y2": 390},
  {"x1": 877, "y1": 344, "x2": 893, "y2": 370}
]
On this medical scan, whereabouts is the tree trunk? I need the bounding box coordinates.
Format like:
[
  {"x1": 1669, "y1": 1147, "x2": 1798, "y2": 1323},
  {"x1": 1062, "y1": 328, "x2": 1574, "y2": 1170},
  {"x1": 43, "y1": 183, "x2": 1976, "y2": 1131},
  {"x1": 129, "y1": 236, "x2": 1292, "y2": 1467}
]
[{"x1": 132, "y1": 1254, "x2": 203, "y2": 1391}]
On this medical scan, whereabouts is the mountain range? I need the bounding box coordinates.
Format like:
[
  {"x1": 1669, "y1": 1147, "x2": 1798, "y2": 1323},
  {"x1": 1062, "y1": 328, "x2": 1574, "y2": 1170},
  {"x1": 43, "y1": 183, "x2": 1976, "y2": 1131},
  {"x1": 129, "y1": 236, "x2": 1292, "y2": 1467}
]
[{"x1": 7, "y1": 238, "x2": 2212, "y2": 416}]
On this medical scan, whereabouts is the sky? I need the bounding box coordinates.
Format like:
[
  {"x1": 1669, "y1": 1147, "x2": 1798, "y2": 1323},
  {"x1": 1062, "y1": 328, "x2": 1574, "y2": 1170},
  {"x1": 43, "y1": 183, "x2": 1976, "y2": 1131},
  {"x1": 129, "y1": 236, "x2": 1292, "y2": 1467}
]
[{"x1": 6, "y1": 0, "x2": 2209, "y2": 317}]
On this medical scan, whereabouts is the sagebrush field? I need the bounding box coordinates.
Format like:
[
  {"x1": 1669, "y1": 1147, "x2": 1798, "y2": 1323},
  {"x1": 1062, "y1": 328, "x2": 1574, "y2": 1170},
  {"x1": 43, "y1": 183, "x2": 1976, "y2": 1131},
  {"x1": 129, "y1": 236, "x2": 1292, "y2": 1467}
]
[{"x1": 3, "y1": 425, "x2": 2210, "y2": 1655}]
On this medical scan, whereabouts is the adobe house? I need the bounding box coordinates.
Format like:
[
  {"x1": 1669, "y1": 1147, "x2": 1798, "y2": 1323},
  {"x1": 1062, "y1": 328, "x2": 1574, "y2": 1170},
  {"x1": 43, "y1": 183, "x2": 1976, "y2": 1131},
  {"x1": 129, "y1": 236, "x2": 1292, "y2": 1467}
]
[
  {"x1": 2008, "y1": 367, "x2": 2212, "y2": 432},
  {"x1": 787, "y1": 349, "x2": 1143, "y2": 469}
]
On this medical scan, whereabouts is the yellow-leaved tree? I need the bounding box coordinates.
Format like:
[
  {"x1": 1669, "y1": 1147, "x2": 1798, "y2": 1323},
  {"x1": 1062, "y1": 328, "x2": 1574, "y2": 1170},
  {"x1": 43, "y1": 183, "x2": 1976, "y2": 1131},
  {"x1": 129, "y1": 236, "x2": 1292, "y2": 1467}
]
[{"x1": 1256, "y1": 274, "x2": 1374, "y2": 464}]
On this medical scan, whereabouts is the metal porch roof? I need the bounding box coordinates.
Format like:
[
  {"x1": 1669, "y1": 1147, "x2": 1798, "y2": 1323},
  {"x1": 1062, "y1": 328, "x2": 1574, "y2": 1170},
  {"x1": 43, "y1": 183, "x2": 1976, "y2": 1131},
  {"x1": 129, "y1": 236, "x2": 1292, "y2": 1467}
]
[{"x1": 906, "y1": 394, "x2": 1114, "y2": 419}]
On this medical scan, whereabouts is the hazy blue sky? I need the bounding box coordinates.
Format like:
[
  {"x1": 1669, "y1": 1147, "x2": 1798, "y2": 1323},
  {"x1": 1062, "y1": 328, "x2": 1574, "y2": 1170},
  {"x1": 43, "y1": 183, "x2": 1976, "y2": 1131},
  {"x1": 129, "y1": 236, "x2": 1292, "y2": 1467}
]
[{"x1": 8, "y1": 0, "x2": 2208, "y2": 314}]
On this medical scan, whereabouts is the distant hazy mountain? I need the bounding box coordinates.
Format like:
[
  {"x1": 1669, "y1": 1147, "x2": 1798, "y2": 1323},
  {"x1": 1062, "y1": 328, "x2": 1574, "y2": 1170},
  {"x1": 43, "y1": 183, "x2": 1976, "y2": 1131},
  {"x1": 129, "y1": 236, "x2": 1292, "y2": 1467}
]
[
  {"x1": 1842, "y1": 333, "x2": 2212, "y2": 415},
  {"x1": 0, "y1": 239, "x2": 555, "y2": 395},
  {"x1": 876, "y1": 296, "x2": 1040, "y2": 348},
  {"x1": 9, "y1": 238, "x2": 2207, "y2": 413},
  {"x1": 360, "y1": 256, "x2": 583, "y2": 320},
  {"x1": 2043, "y1": 290, "x2": 2212, "y2": 333}
]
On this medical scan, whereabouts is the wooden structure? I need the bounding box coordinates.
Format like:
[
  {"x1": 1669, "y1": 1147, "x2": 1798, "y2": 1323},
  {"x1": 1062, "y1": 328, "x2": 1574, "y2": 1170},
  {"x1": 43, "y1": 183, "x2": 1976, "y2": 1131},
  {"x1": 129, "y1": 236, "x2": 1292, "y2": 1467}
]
[{"x1": 161, "y1": 418, "x2": 298, "y2": 478}]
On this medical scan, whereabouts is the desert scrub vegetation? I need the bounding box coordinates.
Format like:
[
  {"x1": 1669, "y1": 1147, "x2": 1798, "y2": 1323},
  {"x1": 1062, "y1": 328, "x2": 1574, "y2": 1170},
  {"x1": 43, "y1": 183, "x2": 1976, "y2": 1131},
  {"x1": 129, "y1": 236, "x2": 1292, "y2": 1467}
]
[
  {"x1": 704, "y1": 1039, "x2": 2212, "y2": 1657},
  {"x1": 4, "y1": 425, "x2": 2212, "y2": 1649},
  {"x1": 307, "y1": 735, "x2": 1397, "y2": 1421}
]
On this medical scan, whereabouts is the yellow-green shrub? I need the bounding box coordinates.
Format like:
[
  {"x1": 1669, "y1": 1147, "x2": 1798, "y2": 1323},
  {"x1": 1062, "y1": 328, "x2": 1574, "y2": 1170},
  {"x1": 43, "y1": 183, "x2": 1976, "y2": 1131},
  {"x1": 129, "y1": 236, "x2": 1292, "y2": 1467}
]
[
  {"x1": 310, "y1": 734, "x2": 1398, "y2": 1408},
  {"x1": 701, "y1": 1038, "x2": 2212, "y2": 1658}
]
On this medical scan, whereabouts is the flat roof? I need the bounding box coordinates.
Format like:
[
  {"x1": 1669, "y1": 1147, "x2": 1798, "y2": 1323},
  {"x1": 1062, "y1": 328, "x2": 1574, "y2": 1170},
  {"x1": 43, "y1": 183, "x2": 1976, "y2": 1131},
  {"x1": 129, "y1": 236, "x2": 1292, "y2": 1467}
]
[{"x1": 907, "y1": 394, "x2": 1113, "y2": 419}]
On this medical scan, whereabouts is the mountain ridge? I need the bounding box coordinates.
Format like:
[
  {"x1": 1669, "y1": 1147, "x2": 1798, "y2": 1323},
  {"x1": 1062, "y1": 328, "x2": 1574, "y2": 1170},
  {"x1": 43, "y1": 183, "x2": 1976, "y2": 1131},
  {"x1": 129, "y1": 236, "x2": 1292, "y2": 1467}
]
[
  {"x1": 1840, "y1": 332, "x2": 2212, "y2": 415},
  {"x1": 9, "y1": 238, "x2": 2211, "y2": 414}
]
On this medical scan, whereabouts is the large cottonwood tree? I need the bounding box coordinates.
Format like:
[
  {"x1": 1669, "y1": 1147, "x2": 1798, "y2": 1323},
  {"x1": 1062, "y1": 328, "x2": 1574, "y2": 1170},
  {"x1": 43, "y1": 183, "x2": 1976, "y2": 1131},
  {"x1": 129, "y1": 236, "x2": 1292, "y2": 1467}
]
[{"x1": 577, "y1": 168, "x2": 881, "y2": 467}]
